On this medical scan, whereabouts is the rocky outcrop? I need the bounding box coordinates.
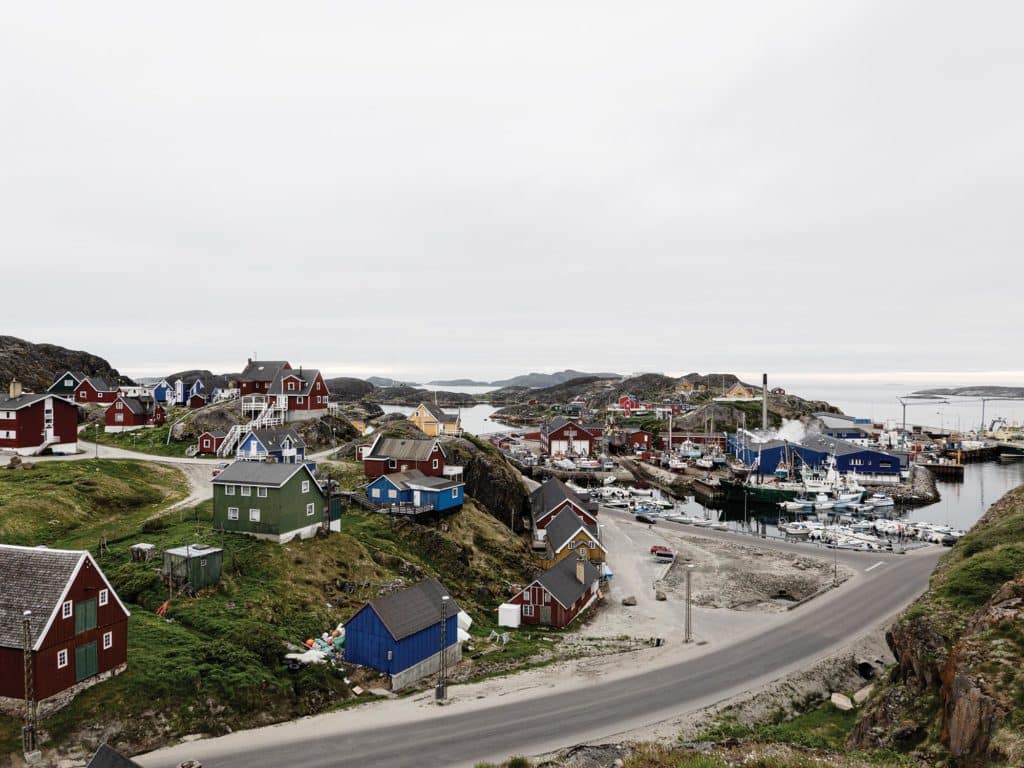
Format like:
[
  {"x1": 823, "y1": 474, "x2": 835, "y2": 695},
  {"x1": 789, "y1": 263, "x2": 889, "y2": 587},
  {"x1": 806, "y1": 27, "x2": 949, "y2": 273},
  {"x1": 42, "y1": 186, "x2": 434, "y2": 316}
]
[
  {"x1": 325, "y1": 377, "x2": 375, "y2": 401},
  {"x1": 849, "y1": 487, "x2": 1024, "y2": 766},
  {"x1": 0, "y1": 335, "x2": 130, "y2": 392},
  {"x1": 445, "y1": 436, "x2": 530, "y2": 533}
]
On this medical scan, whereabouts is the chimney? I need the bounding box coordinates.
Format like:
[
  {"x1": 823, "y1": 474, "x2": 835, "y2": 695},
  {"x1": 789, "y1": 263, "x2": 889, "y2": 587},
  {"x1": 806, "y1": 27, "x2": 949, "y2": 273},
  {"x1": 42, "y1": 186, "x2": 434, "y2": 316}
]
[
  {"x1": 576, "y1": 549, "x2": 586, "y2": 584},
  {"x1": 9, "y1": 379, "x2": 22, "y2": 399},
  {"x1": 247, "y1": 357, "x2": 253, "y2": 366},
  {"x1": 762, "y1": 373, "x2": 768, "y2": 431}
]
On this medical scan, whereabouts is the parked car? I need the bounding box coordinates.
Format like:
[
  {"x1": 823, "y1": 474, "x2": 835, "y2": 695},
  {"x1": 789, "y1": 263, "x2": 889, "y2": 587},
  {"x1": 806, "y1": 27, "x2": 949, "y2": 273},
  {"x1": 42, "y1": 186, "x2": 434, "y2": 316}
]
[
  {"x1": 636, "y1": 514, "x2": 657, "y2": 524},
  {"x1": 212, "y1": 461, "x2": 230, "y2": 477}
]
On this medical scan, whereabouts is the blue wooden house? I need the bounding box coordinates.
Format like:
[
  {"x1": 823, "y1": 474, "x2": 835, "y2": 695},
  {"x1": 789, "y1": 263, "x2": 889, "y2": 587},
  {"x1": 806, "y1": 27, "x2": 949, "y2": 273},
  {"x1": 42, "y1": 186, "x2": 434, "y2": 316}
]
[
  {"x1": 237, "y1": 428, "x2": 306, "y2": 463},
  {"x1": 151, "y1": 380, "x2": 173, "y2": 404},
  {"x1": 344, "y1": 578, "x2": 462, "y2": 690},
  {"x1": 366, "y1": 470, "x2": 464, "y2": 512}
]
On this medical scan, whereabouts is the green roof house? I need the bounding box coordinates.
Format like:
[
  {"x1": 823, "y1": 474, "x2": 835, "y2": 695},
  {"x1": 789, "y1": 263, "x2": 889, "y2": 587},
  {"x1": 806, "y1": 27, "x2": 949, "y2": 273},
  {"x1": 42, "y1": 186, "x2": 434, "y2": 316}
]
[{"x1": 212, "y1": 462, "x2": 335, "y2": 543}]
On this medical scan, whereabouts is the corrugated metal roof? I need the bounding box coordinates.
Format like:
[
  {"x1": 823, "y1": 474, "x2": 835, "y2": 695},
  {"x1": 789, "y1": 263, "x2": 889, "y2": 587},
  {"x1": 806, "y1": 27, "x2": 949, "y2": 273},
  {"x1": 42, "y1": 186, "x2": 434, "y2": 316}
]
[
  {"x1": 364, "y1": 578, "x2": 460, "y2": 641},
  {"x1": 164, "y1": 544, "x2": 224, "y2": 558},
  {"x1": 211, "y1": 461, "x2": 310, "y2": 487},
  {"x1": 238, "y1": 360, "x2": 290, "y2": 382},
  {"x1": 0, "y1": 545, "x2": 84, "y2": 648},
  {"x1": 367, "y1": 437, "x2": 443, "y2": 462}
]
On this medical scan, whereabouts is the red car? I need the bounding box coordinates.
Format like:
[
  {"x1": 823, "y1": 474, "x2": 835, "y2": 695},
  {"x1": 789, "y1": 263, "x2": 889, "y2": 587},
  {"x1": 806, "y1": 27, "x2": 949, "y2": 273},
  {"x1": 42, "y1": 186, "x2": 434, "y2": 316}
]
[{"x1": 650, "y1": 544, "x2": 673, "y2": 556}]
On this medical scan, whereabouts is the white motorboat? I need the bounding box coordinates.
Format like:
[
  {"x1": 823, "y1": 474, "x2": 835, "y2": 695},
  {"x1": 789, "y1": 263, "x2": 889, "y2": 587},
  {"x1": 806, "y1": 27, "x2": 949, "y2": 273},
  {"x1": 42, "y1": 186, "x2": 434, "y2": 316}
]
[{"x1": 868, "y1": 493, "x2": 895, "y2": 508}]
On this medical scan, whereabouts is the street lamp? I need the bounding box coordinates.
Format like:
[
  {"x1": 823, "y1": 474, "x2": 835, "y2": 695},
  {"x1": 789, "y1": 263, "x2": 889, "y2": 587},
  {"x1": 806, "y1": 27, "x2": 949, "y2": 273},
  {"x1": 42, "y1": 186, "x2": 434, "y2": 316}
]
[{"x1": 684, "y1": 564, "x2": 695, "y2": 643}]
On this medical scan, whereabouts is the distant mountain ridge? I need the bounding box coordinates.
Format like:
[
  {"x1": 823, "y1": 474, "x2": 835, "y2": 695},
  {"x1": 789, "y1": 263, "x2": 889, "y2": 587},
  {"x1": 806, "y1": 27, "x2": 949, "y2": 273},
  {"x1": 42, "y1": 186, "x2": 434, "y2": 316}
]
[
  {"x1": 915, "y1": 385, "x2": 1024, "y2": 398},
  {"x1": 488, "y1": 369, "x2": 621, "y2": 388},
  {"x1": 0, "y1": 335, "x2": 131, "y2": 393}
]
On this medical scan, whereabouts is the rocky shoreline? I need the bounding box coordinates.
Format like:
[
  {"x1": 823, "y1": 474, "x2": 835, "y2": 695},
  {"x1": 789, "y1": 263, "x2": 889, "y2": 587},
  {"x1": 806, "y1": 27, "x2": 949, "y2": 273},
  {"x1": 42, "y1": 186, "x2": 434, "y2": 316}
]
[{"x1": 865, "y1": 465, "x2": 940, "y2": 508}]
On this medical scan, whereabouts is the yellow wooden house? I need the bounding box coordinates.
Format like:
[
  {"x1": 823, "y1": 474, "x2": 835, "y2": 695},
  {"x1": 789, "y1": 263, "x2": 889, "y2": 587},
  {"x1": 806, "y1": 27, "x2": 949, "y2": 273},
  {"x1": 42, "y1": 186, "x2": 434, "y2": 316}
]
[
  {"x1": 537, "y1": 507, "x2": 606, "y2": 569},
  {"x1": 409, "y1": 402, "x2": 462, "y2": 437}
]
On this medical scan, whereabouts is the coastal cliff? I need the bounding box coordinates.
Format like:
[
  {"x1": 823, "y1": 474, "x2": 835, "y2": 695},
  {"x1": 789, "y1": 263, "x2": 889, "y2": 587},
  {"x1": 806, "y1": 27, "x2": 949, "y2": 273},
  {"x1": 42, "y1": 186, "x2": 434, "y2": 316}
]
[{"x1": 849, "y1": 485, "x2": 1024, "y2": 766}]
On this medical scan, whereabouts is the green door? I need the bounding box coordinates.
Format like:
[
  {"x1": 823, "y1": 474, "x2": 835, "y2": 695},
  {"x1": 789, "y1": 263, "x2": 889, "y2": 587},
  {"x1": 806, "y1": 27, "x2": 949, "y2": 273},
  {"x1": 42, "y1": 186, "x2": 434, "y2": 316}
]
[
  {"x1": 74, "y1": 599, "x2": 97, "y2": 634},
  {"x1": 75, "y1": 642, "x2": 98, "y2": 682}
]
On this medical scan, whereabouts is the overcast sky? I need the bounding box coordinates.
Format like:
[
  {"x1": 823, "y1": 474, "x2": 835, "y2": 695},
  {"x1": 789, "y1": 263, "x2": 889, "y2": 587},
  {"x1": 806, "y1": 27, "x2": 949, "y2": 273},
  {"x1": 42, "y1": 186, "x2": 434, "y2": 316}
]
[{"x1": 2, "y1": 1, "x2": 1022, "y2": 383}]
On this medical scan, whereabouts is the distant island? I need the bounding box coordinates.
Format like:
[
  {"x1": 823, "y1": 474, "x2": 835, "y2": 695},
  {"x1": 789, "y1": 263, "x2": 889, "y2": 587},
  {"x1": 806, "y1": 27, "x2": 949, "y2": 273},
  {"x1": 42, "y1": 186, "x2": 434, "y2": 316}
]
[
  {"x1": 427, "y1": 378, "x2": 491, "y2": 387},
  {"x1": 914, "y1": 385, "x2": 1024, "y2": 398}
]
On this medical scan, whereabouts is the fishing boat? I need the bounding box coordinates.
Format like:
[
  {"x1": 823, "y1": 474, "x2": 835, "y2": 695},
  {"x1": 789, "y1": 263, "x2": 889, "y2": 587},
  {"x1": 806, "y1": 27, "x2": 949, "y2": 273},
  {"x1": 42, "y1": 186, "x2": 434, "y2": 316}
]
[
  {"x1": 694, "y1": 456, "x2": 714, "y2": 471},
  {"x1": 867, "y1": 493, "x2": 895, "y2": 508},
  {"x1": 678, "y1": 440, "x2": 703, "y2": 459}
]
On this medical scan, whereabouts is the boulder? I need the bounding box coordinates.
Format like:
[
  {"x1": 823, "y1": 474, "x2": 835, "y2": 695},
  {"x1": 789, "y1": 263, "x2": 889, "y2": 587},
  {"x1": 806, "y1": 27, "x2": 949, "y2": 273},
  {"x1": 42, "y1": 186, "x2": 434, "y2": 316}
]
[
  {"x1": 621, "y1": 596, "x2": 638, "y2": 606},
  {"x1": 831, "y1": 692, "x2": 854, "y2": 711},
  {"x1": 655, "y1": 590, "x2": 667, "y2": 601},
  {"x1": 854, "y1": 684, "x2": 874, "y2": 705}
]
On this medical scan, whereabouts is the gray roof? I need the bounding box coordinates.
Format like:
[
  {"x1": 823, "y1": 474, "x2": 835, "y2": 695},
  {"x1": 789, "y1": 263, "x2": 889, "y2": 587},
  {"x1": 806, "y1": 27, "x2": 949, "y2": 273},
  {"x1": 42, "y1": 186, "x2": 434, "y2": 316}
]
[
  {"x1": 269, "y1": 368, "x2": 322, "y2": 397},
  {"x1": 800, "y1": 433, "x2": 893, "y2": 458},
  {"x1": 0, "y1": 392, "x2": 68, "y2": 411},
  {"x1": 378, "y1": 469, "x2": 462, "y2": 491},
  {"x1": 238, "y1": 360, "x2": 290, "y2": 382},
  {"x1": 211, "y1": 461, "x2": 314, "y2": 488},
  {"x1": 249, "y1": 427, "x2": 306, "y2": 451},
  {"x1": 543, "y1": 507, "x2": 600, "y2": 552},
  {"x1": 164, "y1": 544, "x2": 223, "y2": 558},
  {"x1": 201, "y1": 429, "x2": 227, "y2": 438},
  {"x1": 84, "y1": 376, "x2": 115, "y2": 392},
  {"x1": 420, "y1": 402, "x2": 458, "y2": 424},
  {"x1": 361, "y1": 578, "x2": 461, "y2": 641},
  {"x1": 87, "y1": 744, "x2": 143, "y2": 768},
  {"x1": 530, "y1": 478, "x2": 587, "y2": 521},
  {"x1": 367, "y1": 436, "x2": 445, "y2": 462},
  {"x1": 541, "y1": 416, "x2": 594, "y2": 437},
  {"x1": 0, "y1": 545, "x2": 87, "y2": 649},
  {"x1": 115, "y1": 396, "x2": 156, "y2": 417},
  {"x1": 535, "y1": 555, "x2": 600, "y2": 608}
]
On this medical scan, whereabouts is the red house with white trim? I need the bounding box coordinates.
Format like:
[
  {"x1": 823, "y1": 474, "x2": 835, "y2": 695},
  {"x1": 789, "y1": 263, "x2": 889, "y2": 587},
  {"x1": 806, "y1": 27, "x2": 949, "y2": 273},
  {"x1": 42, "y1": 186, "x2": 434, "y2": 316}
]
[
  {"x1": 539, "y1": 417, "x2": 595, "y2": 458},
  {"x1": 0, "y1": 545, "x2": 130, "y2": 716},
  {"x1": 507, "y1": 554, "x2": 601, "y2": 628},
  {"x1": 529, "y1": 478, "x2": 598, "y2": 530},
  {"x1": 72, "y1": 377, "x2": 119, "y2": 405},
  {"x1": 269, "y1": 367, "x2": 330, "y2": 419},
  {"x1": 196, "y1": 430, "x2": 227, "y2": 455},
  {"x1": 104, "y1": 396, "x2": 165, "y2": 433},
  {"x1": 236, "y1": 360, "x2": 291, "y2": 396},
  {"x1": 361, "y1": 436, "x2": 447, "y2": 479},
  {"x1": 0, "y1": 381, "x2": 78, "y2": 456}
]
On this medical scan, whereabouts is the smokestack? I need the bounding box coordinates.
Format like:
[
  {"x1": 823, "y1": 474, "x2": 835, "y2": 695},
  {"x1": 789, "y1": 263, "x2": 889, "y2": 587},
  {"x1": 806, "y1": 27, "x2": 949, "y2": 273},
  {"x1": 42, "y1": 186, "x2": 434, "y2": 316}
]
[
  {"x1": 9, "y1": 379, "x2": 22, "y2": 399},
  {"x1": 576, "y1": 549, "x2": 586, "y2": 584},
  {"x1": 762, "y1": 373, "x2": 768, "y2": 431}
]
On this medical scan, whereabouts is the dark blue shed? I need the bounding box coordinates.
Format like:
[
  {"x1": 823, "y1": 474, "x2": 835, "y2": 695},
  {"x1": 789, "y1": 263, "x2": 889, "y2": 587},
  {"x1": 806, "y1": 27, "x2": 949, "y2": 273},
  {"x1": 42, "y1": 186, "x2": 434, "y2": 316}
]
[{"x1": 344, "y1": 578, "x2": 460, "y2": 684}]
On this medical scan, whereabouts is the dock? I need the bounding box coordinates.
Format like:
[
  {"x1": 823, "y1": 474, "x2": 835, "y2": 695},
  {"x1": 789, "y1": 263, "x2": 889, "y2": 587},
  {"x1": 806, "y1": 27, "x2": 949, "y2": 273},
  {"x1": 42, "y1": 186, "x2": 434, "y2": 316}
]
[{"x1": 917, "y1": 461, "x2": 964, "y2": 481}]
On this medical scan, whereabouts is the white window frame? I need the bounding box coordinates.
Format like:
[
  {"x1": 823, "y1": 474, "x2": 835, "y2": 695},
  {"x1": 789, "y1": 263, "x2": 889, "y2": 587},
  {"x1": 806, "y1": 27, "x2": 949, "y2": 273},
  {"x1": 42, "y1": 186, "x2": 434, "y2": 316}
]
[
  {"x1": 225, "y1": 485, "x2": 235, "y2": 496},
  {"x1": 388, "y1": 459, "x2": 397, "y2": 469},
  {"x1": 523, "y1": 604, "x2": 534, "y2": 617},
  {"x1": 301, "y1": 480, "x2": 310, "y2": 493},
  {"x1": 99, "y1": 589, "x2": 108, "y2": 607},
  {"x1": 62, "y1": 600, "x2": 73, "y2": 619},
  {"x1": 297, "y1": 396, "x2": 304, "y2": 404},
  {"x1": 240, "y1": 485, "x2": 251, "y2": 496},
  {"x1": 432, "y1": 459, "x2": 439, "y2": 469},
  {"x1": 371, "y1": 488, "x2": 380, "y2": 498},
  {"x1": 103, "y1": 631, "x2": 113, "y2": 650},
  {"x1": 116, "y1": 401, "x2": 123, "y2": 409},
  {"x1": 228, "y1": 506, "x2": 239, "y2": 520},
  {"x1": 388, "y1": 489, "x2": 397, "y2": 499},
  {"x1": 57, "y1": 649, "x2": 68, "y2": 668},
  {"x1": 306, "y1": 502, "x2": 315, "y2": 516},
  {"x1": 249, "y1": 508, "x2": 261, "y2": 522},
  {"x1": 453, "y1": 487, "x2": 460, "y2": 497},
  {"x1": 257, "y1": 486, "x2": 268, "y2": 498}
]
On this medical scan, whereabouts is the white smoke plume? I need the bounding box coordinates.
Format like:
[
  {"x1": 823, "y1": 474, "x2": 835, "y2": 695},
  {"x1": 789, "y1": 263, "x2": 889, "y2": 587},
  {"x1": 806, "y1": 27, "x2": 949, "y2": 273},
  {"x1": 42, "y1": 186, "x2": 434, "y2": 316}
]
[{"x1": 775, "y1": 419, "x2": 808, "y2": 443}]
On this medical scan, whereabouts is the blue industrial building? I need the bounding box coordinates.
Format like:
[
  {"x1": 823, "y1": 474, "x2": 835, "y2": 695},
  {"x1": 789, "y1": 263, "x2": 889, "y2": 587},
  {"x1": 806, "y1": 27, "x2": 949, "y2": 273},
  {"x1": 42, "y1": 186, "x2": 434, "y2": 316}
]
[
  {"x1": 729, "y1": 433, "x2": 903, "y2": 477},
  {"x1": 366, "y1": 470, "x2": 465, "y2": 512},
  {"x1": 344, "y1": 578, "x2": 461, "y2": 690}
]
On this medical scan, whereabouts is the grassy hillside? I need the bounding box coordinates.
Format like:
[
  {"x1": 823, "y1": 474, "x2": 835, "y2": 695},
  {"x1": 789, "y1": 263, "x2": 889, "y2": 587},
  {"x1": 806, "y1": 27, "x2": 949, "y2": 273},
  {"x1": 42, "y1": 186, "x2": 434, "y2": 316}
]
[
  {"x1": 89, "y1": 423, "x2": 195, "y2": 457},
  {"x1": 0, "y1": 460, "x2": 186, "y2": 547},
  {"x1": 0, "y1": 491, "x2": 542, "y2": 761}
]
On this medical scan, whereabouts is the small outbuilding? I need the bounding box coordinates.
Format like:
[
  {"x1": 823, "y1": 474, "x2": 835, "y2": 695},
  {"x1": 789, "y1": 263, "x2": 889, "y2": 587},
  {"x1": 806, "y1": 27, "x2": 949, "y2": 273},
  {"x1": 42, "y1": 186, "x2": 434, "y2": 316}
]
[
  {"x1": 344, "y1": 578, "x2": 461, "y2": 691},
  {"x1": 162, "y1": 544, "x2": 223, "y2": 591}
]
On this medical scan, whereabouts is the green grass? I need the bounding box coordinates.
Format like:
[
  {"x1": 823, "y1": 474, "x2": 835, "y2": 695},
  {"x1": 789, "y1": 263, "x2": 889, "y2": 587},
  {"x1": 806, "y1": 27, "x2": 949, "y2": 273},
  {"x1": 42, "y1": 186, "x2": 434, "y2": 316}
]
[
  {"x1": 89, "y1": 423, "x2": 194, "y2": 458},
  {"x1": 0, "y1": 459, "x2": 186, "y2": 547}
]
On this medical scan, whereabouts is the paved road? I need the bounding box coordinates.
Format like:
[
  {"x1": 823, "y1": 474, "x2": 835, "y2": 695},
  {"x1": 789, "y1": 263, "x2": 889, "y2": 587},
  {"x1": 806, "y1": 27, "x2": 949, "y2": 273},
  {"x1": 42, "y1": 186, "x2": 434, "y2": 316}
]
[{"x1": 139, "y1": 533, "x2": 939, "y2": 768}]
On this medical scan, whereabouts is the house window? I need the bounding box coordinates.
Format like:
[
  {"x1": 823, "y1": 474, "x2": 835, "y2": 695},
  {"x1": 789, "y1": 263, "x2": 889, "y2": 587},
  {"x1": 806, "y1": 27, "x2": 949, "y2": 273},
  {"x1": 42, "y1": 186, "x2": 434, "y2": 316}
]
[
  {"x1": 203, "y1": 439, "x2": 211, "y2": 448},
  {"x1": 523, "y1": 605, "x2": 534, "y2": 617},
  {"x1": 371, "y1": 488, "x2": 381, "y2": 498},
  {"x1": 523, "y1": 591, "x2": 531, "y2": 604},
  {"x1": 306, "y1": 503, "x2": 315, "y2": 516},
  {"x1": 257, "y1": 487, "x2": 268, "y2": 498},
  {"x1": 57, "y1": 649, "x2": 68, "y2": 669},
  {"x1": 79, "y1": 391, "x2": 86, "y2": 398},
  {"x1": 99, "y1": 589, "x2": 108, "y2": 607},
  {"x1": 388, "y1": 489, "x2": 397, "y2": 499},
  {"x1": 241, "y1": 486, "x2": 251, "y2": 496},
  {"x1": 228, "y1": 507, "x2": 239, "y2": 520},
  {"x1": 115, "y1": 413, "x2": 123, "y2": 422},
  {"x1": 116, "y1": 401, "x2": 123, "y2": 409},
  {"x1": 543, "y1": 593, "x2": 551, "y2": 604},
  {"x1": 64, "y1": 378, "x2": 72, "y2": 386},
  {"x1": 249, "y1": 508, "x2": 261, "y2": 522},
  {"x1": 388, "y1": 459, "x2": 397, "y2": 469},
  {"x1": 62, "y1": 601, "x2": 72, "y2": 619},
  {"x1": 103, "y1": 631, "x2": 113, "y2": 650},
  {"x1": 225, "y1": 485, "x2": 235, "y2": 496},
  {"x1": 297, "y1": 396, "x2": 304, "y2": 404},
  {"x1": 302, "y1": 480, "x2": 310, "y2": 493},
  {"x1": 453, "y1": 487, "x2": 460, "y2": 498},
  {"x1": 288, "y1": 381, "x2": 295, "y2": 391},
  {"x1": 432, "y1": 459, "x2": 439, "y2": 469}
]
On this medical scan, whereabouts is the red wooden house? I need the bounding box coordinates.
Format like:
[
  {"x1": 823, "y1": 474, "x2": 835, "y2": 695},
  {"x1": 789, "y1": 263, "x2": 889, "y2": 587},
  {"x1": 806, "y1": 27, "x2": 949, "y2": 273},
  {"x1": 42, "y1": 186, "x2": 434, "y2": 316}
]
[
  {"x1": 507, "y1": 553, "x2": 601, "y2": 628},
  {"x1": 236, "y1": 359, "x2": 291, "y2": 396},
  {"x1": 539, "y1": 417, "x2": 595, "y2": 458},
  {"x1": 187, "y1": 393, "x2": 207, "y2": 409},
  {"x1": 73, "y1": 377, "x2": 119, "y2": 405},
  {"x1": 104, "y1": 396, "x2": 165, "y2": 433},
  {"x1": 627, "y1": 429, "x2": 653, "y2": 450},
  {"x1": 0, "y1": 381, "x2": 78, "y2": 456},
  {"x1": 362, "y1": 436, "x2": 447, "y2": 479},
  {"x1": 529, "y1": 478, "x2": 598, "y2": 530},
  {"x1": 268, "y1": 367, "x2": 330, "y2": 417},
  {"x1": 196, "y1": 430, "x2": 227, "y2": 455},
  {"x1": 0, "y1": 545, "x2": 130, "y2": 716}
]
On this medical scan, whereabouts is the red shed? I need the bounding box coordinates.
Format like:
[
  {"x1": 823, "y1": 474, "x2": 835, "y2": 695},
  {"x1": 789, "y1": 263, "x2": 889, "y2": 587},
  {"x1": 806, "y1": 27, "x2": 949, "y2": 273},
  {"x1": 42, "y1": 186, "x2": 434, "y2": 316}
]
[
  {"x1": 196, "y1": 430, "x2": 226, "y2": 455},
  {"x1": 188, "y1": 393, "x2": 207, "y2": 409},
  {"x1": 507, "y1": 554, "x2": 601, "y2": 628},
  {"x1": 0, "y1": 381, "x2": 78, "y2": 456},
  {"x1": 0, "y1": 545, "x2": 130, "y2": 715},
  {"x1": 362, "y1": 435, "x2": 447, "y2": 479}
]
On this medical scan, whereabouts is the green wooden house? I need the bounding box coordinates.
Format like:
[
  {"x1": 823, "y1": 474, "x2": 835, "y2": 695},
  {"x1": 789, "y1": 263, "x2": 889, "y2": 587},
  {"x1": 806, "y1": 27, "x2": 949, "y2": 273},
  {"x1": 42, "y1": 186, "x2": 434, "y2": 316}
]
[{"x1": 211, "y1": 462, "x2": 336, "y2": 543}]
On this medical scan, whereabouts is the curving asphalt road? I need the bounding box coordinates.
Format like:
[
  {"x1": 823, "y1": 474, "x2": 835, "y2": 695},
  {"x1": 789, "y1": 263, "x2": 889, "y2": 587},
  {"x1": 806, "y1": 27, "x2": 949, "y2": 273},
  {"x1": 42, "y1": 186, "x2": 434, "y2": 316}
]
[{"x1": 138, "y1": 530, "x2": 940, "y2": 768}]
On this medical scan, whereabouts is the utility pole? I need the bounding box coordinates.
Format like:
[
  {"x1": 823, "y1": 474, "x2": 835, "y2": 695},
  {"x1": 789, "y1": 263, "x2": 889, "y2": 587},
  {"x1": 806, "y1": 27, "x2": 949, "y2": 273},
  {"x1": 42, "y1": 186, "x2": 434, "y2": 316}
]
[
  {"x1": 436, "y1": 595, "x2": 450, "y2": 702},
  {"x1": 22, "y1": 611, "x2": 39, "y2": 760},
  {"x1": 684, "y1": 564, "x2": 695, "y2": 643}
]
